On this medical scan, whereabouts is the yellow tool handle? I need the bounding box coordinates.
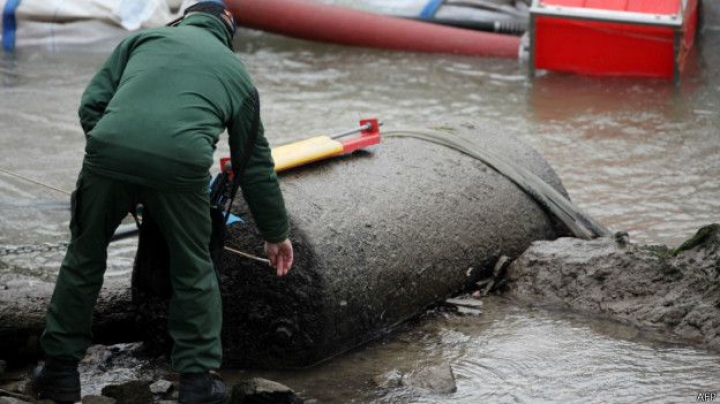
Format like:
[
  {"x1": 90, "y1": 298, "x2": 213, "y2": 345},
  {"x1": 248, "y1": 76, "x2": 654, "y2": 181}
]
[{"x1": 271, "y1": 136, "x2": 344, "y2": 172}]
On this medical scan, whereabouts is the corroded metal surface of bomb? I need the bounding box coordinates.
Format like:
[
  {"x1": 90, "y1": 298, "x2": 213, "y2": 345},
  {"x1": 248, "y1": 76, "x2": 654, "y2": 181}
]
[{"x1": 134, "y1": 127, "x2": 571, "y2": 368}]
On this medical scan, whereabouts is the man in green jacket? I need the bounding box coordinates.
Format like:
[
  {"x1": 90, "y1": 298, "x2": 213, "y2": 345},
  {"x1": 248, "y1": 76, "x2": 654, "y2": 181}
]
[{"x1": 30, "y1": 2, "x2": 293, "y2": 403}]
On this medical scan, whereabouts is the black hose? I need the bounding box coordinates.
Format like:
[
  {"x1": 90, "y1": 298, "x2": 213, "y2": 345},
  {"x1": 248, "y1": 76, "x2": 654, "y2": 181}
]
[
  {"x1": 415, "y1": 18, "x2": 526, "y2": 35},
  {"x1": 384, "y1": 129, "x2": 610, "y2": 239},
  {"x1": 109, "y1": 225, "x2": 140, "y2": 243}
]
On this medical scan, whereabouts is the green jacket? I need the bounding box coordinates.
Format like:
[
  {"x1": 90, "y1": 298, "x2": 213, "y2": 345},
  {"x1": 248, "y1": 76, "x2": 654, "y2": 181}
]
[{"x1": 79, "y1": 14, "x2": 289, "y2": 242}]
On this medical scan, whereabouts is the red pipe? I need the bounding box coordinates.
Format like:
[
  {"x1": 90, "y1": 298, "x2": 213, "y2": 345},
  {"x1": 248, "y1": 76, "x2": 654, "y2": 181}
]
[{"x1": 225, "y1": 0, "x2": 520, "y2": 58}]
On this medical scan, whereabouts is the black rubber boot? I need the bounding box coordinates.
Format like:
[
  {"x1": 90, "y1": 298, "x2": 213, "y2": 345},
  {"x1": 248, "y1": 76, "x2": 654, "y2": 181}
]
[
  {"x1": 179, "y1": 372, "x2": 228, "y2": 404},
  {"x1": 30, "y1": 357, "x2": 81, "y2": 403}
]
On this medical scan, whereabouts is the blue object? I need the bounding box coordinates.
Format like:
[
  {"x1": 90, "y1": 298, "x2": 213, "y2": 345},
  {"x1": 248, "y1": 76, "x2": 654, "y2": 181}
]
[
  {"x1": 226, "y1": 213, "x2": 243, "y2": 226},
  {"x1": 419, "y1": 0, "x2": 444, "y2": 19},
  {"x1": 2, "y1": 0, "x2": 21, "y2": 52},
  {"x1": 208, "y1": 175, "x2": 244, "y2": 226}
]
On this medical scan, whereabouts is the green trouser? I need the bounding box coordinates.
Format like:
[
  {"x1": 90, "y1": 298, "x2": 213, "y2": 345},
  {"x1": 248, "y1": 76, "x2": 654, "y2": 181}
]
[{"x1": 41, "y1": 170, "x2": 222, "y2": 373}]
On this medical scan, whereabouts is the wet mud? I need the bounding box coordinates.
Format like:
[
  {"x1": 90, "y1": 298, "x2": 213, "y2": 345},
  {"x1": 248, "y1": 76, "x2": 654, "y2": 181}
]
[
  {"x1": 0, "y1": 343, "x2": 172, "y2": 402},
  {"x1": 507, "y1": 224, "x2": 720, "y2": 351},
  {"x1": 0, "y1": 342, "x2": 307, "y2": 404}
]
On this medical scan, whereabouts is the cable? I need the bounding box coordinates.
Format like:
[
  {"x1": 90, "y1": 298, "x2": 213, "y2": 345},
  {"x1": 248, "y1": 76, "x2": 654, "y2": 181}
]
[{"x1": 0, "y1": 166, "x2": 71, "y2": 196}]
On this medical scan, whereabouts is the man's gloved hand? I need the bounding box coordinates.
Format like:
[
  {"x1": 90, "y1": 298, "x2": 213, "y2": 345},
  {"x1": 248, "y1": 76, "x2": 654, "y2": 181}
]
[{"x1": 264, "y1": 239, "x2": 294, "y2": 276}]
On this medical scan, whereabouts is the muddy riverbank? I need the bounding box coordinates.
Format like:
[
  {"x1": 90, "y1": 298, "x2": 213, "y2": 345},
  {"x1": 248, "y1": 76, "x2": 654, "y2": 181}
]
[{"x1": 507, "y1": 224, "x2": 720, "y2": 352}]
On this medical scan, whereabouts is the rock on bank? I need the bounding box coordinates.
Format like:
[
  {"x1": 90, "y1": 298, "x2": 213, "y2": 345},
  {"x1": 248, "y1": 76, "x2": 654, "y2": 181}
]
[
  {"x1": 507, "y1": 224, "x2": 720, "y2": 351},
  {"x1": 0, "y1": 275, "x2": 136, "y2": 359},
  {"x1": 135, "y1": 126, "x2": 571, "y2": 368}
]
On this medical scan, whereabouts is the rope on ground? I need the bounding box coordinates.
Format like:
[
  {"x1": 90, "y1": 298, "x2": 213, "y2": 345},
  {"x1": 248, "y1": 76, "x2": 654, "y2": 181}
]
[
  {"x1": 0, "y1": 166, "x2": 71, "y2": 196},
  {"x1": 384, "y1": 129, "x2": 611, "y2": 239}
]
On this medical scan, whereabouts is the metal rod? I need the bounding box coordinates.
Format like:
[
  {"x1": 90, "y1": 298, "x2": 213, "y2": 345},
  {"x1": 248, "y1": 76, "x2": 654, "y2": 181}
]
[
  {"x1": 224, "y1": 246, "x2": 271, "y2": 266},
  {"x1": 108, "y1": 228, "x2": 270, "y2": 266},
  {"x1": 330, "y1": 121, "x2": 384, "y2": 140},
  {"x1": 0, "y1": 167, "x2": 72, "y2": 196},
  {"x1": 528, "y1": 14, "x2": 536, "y2": 79},
  {"x1": 109, "y1": 229, "x2": 268, "y2": 268}
]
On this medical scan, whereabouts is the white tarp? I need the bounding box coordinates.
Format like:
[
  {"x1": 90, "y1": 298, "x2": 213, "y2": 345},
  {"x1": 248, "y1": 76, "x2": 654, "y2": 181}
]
[
  {"x1": 14, "y1": 0, "x2": 172, "y2": 29},
  {"x1": 1, "y1": 0, "x2": 182, "y2": 52}
]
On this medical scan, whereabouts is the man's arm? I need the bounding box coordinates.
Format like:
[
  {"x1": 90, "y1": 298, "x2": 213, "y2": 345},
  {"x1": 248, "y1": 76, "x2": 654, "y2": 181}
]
[
  {"x1": 228, "y1": 91, "x2": 293, "y2": 274},
  {"x1": 78, "y1": 36, "x2": 136, "y2": 134}
]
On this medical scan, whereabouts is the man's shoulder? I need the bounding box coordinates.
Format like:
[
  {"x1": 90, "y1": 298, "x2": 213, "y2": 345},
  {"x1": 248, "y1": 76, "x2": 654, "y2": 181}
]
[
  {"x1": 216, "y1": 53, "x2": 252, "y2": 80},
  {"x1": 114, "y1": 26, "x2": 172, "y2": 50}
]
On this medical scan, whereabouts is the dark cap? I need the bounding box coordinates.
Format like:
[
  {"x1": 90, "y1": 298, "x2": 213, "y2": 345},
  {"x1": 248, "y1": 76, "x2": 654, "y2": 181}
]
[{"x1": 183, "y1": 1, "x2": 236, "y2": 38}]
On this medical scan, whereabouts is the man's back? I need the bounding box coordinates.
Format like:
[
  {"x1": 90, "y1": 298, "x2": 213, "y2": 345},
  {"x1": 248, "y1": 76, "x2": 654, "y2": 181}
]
[{"x1": 81, "y1": 14, "x2": 255, "y2": 191}]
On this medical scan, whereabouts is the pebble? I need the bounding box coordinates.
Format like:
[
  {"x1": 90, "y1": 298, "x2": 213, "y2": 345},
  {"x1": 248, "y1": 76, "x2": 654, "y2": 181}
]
[
  {"x1": 149, "y1": 380, "x2": 174, "y2": 395},
  {"x1": 230, "y1": 378, "x2": 304, "y2": 404},
  {"x1": 403, "y1": 364, "x2": 457, "y2": 394},
  {"x1": 81, "y1": 345, "x2": 113, "y2": 368},
  {"x1": 372, "y1": 370, "x2": 404, "y2": 389}
]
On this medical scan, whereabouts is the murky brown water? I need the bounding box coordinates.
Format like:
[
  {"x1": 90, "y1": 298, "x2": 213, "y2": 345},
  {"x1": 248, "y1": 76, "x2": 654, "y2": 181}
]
[
  {"x1": 1, "y1": 10, "x2": 719, "y2": 404},
  {"x1": 240, "y1": 297, "x2": 720, "y2": 403}
]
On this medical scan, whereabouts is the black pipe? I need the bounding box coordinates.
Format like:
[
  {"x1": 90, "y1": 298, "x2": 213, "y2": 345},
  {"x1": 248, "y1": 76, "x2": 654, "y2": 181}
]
[
  {"x1": 406, "y1": 16, "x2": 526, "y2": 35},
  {"x1": 110, "y1": 225, "x2": 140, "y2": 242}
]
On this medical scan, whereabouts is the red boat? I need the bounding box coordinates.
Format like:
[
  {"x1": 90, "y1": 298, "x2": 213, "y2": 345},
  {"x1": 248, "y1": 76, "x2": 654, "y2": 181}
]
[{"x1": 528, "y1": 0, "x2": 699, "y2": 82}]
